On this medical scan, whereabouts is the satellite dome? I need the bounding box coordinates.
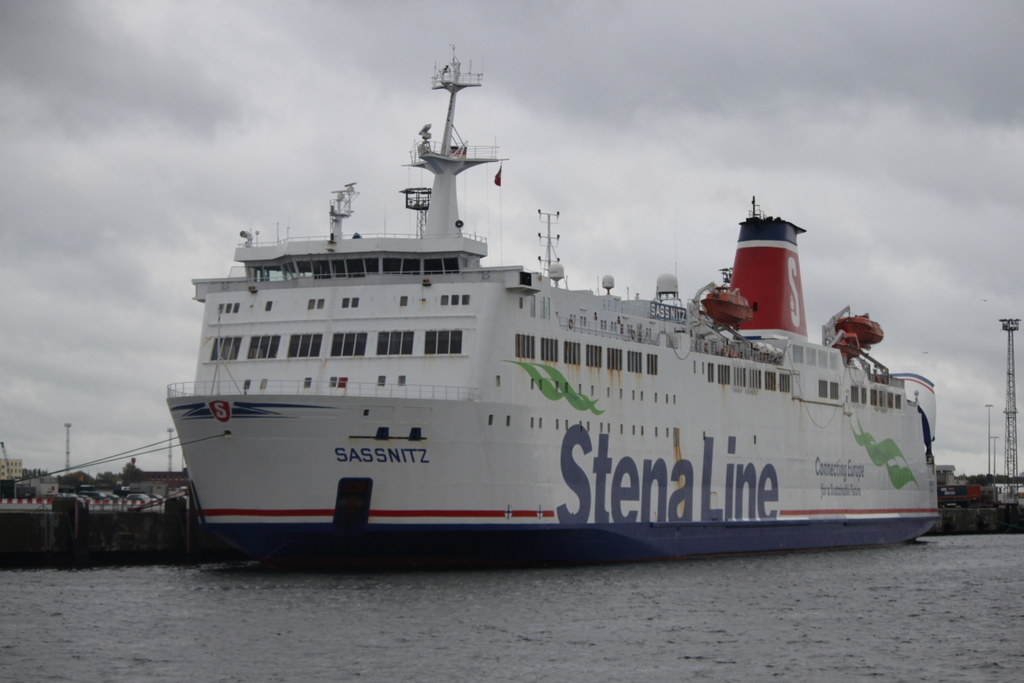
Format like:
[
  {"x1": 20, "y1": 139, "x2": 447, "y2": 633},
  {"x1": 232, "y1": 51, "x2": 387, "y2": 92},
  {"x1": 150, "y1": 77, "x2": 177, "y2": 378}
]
[
  {"x1": 656, "y1": 273, "x2": 678, "y2": 299},
  {"x1": 601, "y1": 274, "x2": 615, "y2": 293},
  {"x1": 549, "y1": 262, "x2": 565, "y2": 283}
]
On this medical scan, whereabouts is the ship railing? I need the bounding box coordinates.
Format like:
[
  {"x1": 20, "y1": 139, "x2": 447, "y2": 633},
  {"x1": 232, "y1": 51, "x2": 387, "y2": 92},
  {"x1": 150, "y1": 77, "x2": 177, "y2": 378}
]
[
  {"x1": 238, "y1": 232, "x2": 488, "y2": 248},
  {"x1": 557, "y1": 315, "x2": 667, "y2": 346},
  {"x1": 168, "y1": 381, "x2": 479, "y2": 401},
  {"x1": 691, "y1": 337, "x2": 786, "y2": 365},
  {"x1": 432, "y1": 70, "x2": 483, "y2": 89},
  {"x1": 411, "y1": 141, "x2": 499, "y2": 162}
]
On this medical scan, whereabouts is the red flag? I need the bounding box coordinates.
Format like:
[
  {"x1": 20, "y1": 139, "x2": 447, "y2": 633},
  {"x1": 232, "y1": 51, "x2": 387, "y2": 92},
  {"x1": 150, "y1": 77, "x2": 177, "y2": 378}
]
[{"x1": 494, "y1": 165, "x2": 502, "y2": 187}]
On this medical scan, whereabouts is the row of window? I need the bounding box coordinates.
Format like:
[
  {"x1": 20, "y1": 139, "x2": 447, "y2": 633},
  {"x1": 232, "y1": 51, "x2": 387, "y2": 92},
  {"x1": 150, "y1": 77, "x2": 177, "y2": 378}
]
[
  {"x1": 818, "y1": 380, "x2": 841, "y2": 401},
  {"x1": 705, "y1": 362, "x2": 900, "y2": 408},
  {"x1": 219, "y1": 299, "x2": 360, "y2": 315},
  {"x1": 516, "y1": 335, "x2": 659, "y2": 375},
  {"x1": 707, "y1": 363, "x2": 792, "y2": 393},
  {"x1": 792, "y1": 344, "x2": 840, "y2": 370},
  {"x1": 248, "y1": 256, "x2": 463, "y2": 282},
  {"x1": 487, "y1": 415, "x2": 681, "y2": 441},
  {"x1": 210, "y1": 330, "x2": 463, "y2": 361},
  {"x1": 849, "y1": 385, "x2": 902, "y2": 409},
  {"x1": 526, "y1": 378, "x2": 677, "y2": 405},
  {"x1": 224, "y1": 294, "x2": 468, "y2": 315}
]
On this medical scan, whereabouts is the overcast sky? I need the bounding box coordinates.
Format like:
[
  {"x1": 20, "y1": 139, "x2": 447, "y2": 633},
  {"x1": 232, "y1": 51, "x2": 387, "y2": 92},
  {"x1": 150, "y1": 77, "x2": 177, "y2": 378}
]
[{"x1": 2, "y1": 0, "x2": 1022, "y2": 478}]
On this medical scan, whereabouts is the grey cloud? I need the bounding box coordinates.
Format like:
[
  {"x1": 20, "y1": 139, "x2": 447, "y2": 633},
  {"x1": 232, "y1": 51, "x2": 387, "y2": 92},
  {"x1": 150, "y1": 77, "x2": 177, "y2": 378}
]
[{"x1": 0, "y1": 1, "x2": 241, "y2": 138}]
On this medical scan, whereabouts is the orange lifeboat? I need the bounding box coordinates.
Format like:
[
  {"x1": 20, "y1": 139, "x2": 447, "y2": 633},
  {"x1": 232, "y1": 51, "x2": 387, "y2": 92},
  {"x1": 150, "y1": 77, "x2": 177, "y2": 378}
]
[
  {"x1": 835, "y1": 315, "x2": 884, "y2": 347},
  {"x1": 702, "y1": 287, "x2": 754, "y2": 327}
]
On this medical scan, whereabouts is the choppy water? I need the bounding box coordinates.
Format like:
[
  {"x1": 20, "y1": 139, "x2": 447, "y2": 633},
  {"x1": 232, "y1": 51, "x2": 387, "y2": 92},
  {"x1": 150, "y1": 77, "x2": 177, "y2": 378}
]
[{"x1": 1, "y1": 535, "x2": 1021, "y2": 682}]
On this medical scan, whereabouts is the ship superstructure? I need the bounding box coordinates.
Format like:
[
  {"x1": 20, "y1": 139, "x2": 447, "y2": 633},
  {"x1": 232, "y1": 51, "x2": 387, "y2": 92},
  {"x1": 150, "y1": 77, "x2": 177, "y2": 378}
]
[{"x1": 168, "y1": 56, "x2": 938, "y2": 568}]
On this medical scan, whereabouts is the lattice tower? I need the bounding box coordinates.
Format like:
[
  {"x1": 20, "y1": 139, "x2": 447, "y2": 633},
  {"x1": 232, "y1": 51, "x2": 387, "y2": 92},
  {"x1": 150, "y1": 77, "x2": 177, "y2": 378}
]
[{"x1": 1001, "y1": 319, "x2": 1019, "y2": 499}]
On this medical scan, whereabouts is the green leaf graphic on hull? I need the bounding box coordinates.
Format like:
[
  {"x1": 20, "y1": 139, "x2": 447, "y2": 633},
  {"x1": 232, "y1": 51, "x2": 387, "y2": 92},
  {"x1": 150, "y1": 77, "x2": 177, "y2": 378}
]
[
  {"x1": 852, "y1": 420, "x2": 917, "y2": 489},
  {"x1": 507, "y1": 361, "x2": 605, "y2": 415}
]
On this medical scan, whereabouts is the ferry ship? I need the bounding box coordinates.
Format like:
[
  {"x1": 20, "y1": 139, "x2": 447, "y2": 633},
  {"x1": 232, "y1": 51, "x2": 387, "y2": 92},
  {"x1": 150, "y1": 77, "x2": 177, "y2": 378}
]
[{"x1": 168, "y1": 56, "x2": 938, "y2": 568}]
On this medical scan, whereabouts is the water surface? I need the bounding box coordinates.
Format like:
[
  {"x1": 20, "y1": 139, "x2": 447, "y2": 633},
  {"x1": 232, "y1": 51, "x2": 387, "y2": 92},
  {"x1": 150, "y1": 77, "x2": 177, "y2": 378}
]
[{"x1": 1, "y1": 535, "x2": 1019, "y2": 682}]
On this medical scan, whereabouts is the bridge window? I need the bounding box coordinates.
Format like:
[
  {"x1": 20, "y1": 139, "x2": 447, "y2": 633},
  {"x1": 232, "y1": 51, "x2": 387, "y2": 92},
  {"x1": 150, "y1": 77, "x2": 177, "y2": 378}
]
[
  {"x1": 312, "y1": 260, "x2": 331, "y2": 279},
  {"x1": 341, "y1": 257, "x2": 379, "y2": 277},
  {"x1": 423, "y1": 257, "x2": 460, "y2": 274},
  {"x1": 249, "y1": 264, "x2": 284, "y2": 282},
  {"x1": 383, "y1": 257, "x2": 422, "y2": 275}
]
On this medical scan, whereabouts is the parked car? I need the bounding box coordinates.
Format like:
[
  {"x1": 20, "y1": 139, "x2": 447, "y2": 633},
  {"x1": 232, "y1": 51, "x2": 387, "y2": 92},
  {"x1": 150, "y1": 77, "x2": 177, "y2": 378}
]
[
  {"x1": 125, "y1": 493, "x2": 158, "y2": 503},
  {"x1": 77, "y1": 491, "x2": 119, "y2": 503}
]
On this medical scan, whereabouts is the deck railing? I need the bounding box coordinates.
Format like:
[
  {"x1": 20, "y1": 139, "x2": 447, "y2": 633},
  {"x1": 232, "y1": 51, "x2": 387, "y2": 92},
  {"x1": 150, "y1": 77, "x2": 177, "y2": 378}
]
[{"x1": 168, "y1": 380, "x2": 479, "y2": 401}]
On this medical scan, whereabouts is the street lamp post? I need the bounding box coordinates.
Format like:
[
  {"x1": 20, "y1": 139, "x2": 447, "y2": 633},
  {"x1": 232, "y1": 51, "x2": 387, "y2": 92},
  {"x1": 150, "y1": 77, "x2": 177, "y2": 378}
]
[
  {"x1": 64, "y1": 423, "x2": 71, "y2": 474},
  {"x1": 992, "y1": 436, "x2": 1000, "y2": 479},
  {"x1": 167, "y1": 428, "x2": 174, "y2": 472},
  {"x1": 987, "y1": 404, "x2": 994, "y2": 483}
]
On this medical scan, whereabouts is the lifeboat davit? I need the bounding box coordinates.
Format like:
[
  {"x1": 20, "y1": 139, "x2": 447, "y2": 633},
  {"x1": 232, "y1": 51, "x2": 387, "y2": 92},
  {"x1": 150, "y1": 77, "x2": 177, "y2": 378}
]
[
  {"x1": 835, "y1": 315, "x2": 884, "y2": 347},
  {"x1": 834, "y1": 332, "x2": 862, "y2": 360},
  {"x1": 702, "y1": 287, "x2": 754, "y2": 327}
]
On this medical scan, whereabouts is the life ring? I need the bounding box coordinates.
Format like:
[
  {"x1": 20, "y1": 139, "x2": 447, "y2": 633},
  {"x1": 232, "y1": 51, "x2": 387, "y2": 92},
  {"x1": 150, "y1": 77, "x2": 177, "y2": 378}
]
[
  {"x1": 630, "y1": 329, "x2": 636, "y2": 340},
  {"x1": 568, "y1": 319, "x2": 574, "y2": 330}
]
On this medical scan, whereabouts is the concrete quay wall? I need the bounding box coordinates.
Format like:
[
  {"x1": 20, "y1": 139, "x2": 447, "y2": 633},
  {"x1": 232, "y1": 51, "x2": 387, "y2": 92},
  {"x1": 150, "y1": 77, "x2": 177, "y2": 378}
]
[
  {"x1": 0, "y1": 498, "x2": 245, "y2": 567},
  {"x1": 927, "y1": 506, "x2": 1023, "y2": 535}
]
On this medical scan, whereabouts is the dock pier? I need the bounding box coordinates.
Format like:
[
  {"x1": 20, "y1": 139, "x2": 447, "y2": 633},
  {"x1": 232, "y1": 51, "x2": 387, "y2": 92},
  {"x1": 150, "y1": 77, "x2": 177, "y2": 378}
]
[
  {"x1": 0, "y1": 498, "x2": 245, "y2": 568},
  {"x1": 927, "y1": 505, "x2": 1024, "y2": 535}
]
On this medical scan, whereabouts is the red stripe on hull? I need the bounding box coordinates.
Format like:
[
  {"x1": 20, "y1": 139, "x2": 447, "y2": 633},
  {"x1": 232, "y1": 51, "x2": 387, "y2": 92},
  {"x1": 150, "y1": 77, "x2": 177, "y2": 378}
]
[
  {"x1": 204, "y1": 508, "x2": 557, "y2": 519},
  {"x1": 780, "y1": 507, "x2": 937, "y2": 516}
]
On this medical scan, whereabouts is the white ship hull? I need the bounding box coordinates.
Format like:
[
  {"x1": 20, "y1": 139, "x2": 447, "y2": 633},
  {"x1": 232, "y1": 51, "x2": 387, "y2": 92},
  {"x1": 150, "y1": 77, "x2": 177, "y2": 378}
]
[{"x1": 170, "y1": 354, "x2": 936, "y2": 567}]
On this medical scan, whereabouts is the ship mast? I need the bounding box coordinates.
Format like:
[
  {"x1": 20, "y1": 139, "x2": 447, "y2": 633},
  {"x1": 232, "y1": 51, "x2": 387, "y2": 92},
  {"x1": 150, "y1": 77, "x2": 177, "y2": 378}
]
[
  {"x1": 329, "y1": 183, "x2": 359, "y2": 241},
  {"x1": 410, "y1": 50, "x2": 500, "y2": 239},
  {"x1": 537, "y1": 209, "x2": 560, "y2": 276}
]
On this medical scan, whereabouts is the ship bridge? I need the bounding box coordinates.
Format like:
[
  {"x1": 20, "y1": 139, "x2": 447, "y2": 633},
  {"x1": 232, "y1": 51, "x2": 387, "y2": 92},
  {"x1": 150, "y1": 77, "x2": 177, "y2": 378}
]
[{"x1": 230, "y1": 233, "x2": 487, "y2": 284}]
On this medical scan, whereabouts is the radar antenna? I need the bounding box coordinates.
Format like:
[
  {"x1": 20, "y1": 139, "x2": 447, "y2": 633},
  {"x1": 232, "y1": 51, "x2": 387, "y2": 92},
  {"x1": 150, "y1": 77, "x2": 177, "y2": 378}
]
[{"x1": 329, "y1": 183, "x2": 359, "y2": 241}]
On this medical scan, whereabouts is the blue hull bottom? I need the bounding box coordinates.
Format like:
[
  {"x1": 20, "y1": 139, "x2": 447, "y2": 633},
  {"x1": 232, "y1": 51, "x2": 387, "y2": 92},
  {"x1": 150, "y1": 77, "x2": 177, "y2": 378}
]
[{"x1": 204, "y1": 517, "x2": 939, "y2": 569}]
